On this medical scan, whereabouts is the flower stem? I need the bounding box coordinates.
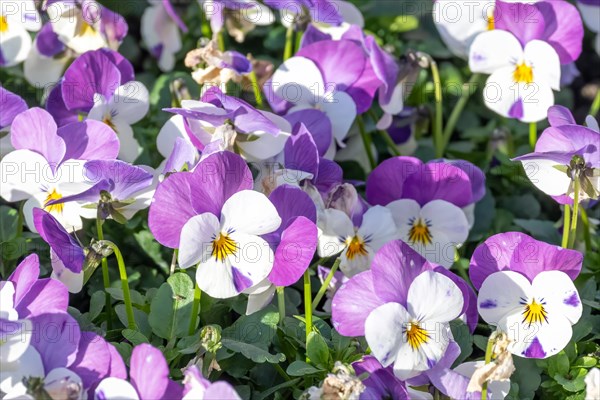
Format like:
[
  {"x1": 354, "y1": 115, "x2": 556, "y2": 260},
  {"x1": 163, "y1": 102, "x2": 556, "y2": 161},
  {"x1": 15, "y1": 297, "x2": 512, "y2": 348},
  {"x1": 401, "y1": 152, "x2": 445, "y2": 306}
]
[
  {"x1": 481, "y1": 333, "x2": 496, "y2": 400},
  {"x1": 312, "y1": 258, "x2": 341, "y2": 311},
  {"x1": 589, "y1": 90, "x2": 600, "y2": 117},
  {"x1": 580, "y1": 207, "x2": 592, "y2": 253},
  {"x1": 277, "y1": 286, "x2": 285, "y2": 326},
  {"x1": 188, "y1": 280, "x2": 202, "y2": 335},
  {"x1": 561, "y1": 205, "x2": 571, "y2": 249},
  {"x1": 16, "y1": 201, "x2": 24, "y2": 238},
  {"x1": 568, "y1": 178, "x2": 581, "y2": 249},
  {"x1": 529, "y1": 122, "x2": 537, "y2": 149},
  {"x1": 217, "y1": 30, "x2": 225, "y2": 51},
  {"x1": 430, "y1": 59, "x2": 444, "y2": 158},
  {"x1": 294, "y1": 29, "x2": 304, "y2": 53},
  {"x1": 105, "y1": 241, "x2": 136, "y2": 330},
  {"x1": 96, "y1": 218, "x2": 113, "y2": 330},
  {"x1": 170, "y1": 249, "x2": 178, "y2": 276},
  {"x1": 249, "y1": 70, "x2": 263, "y2": 108},
  {"x1": 284, "y1": 25, "x2": 294, "y2": 61},
  {"x1": 441, "y1": 73, "x2": 480, "y2": 153},
  {"x1": 357, "y1": 115, "x2": 376, "y2": 170},
  {"x1": 303, "y1": 270, "x2": 313, "y2": 347},
  {"x1": 368, "y1": 109, "x2": 401, "y2": 156}
]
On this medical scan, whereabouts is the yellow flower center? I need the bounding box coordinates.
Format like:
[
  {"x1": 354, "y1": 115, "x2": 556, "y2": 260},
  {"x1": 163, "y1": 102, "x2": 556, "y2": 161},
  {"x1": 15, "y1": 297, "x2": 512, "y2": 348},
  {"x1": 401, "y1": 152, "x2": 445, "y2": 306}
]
[
  {"x1": 408, "y1": 218, "x2": 433, "y2": 246},
  {"x1": 522, "y1": 298, "x2": 548, "y2": 326},
  {"x1": 44, "y1": 189, "x2": 64, "y2": 214},
  {"x1": 0, "y1": 15, "x2": 8, "y2": 33},
  {"x1": 76, "y1": 21, "x2": 96, "y2": 37},
  {"x1": 345, "y1": 235, "x2": 368, "y2": 260},
  {"x1": 211, "y1": 232, "x2": 237, "y2": 262},
  {"x1": 103, "y1": 115, "x2": 117, "y2": 132},
  {"x1": 514, "y1": 63, "x2": 534, "y2": 84},
  {"x1": 487, "y1": 14, "x2": 495, "y2": 30},
  {"x1": 405, "y1": 321, "x2": 429, "y2": 350}
]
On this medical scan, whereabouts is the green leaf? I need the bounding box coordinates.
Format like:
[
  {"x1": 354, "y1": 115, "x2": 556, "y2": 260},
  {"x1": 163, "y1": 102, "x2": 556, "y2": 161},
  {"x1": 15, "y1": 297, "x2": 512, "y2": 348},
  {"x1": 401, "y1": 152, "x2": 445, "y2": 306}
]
[
  {"x1": 222, "y1": 307, "x2": 278, "y2": 349},
  {"x1": 0, "y1": 206, "x2": 18, "y2": 242},
  {"x1": 450, "y1": 320, "x2": 472, "y2": 365},
  {"x1": 514, "y1": 219, "x2": 561, "y2": 245},
  {"x1": 88, "y1": 291, "x2": 106, "y2": 321},
  {"x1": 512, "y1": 357, "x2": 542, "y2": 399},
  {"x1": 221, "y1": 338, "x2": 285, "y2": 364},
  {"x1": 122, "y1": 329, "x2": 149, "y2": 346},
  {"x1": 307, "y1": 331, "x2": 330, "y2": 368},
  {"x1": 106, "y1": 287, "x2": 145, "y2": 306},
  {"x1": 548, "y1": 351, "x2": 570, "y2": 377},
  {"x1": 1, "y1": 237, "x2": 27, "y2": 260},
  {"x1": 572, "y1": 356, "x2": 596, "y2": 368},
  {"x1": 133, "y1": 230, "x2": 169, "y2": 274},
  {"x1": 554, "y1": 372, "x2": 586, "y2": 392},
  {"x1": 286, "y1": 360, "x2": 323, "y2": 376},
  {"x1": 255, "y1": 378, "x2": 302, "y2": 400},
  {"x1": 114, "y1": 305, "x2": 152, "y2": 338},
  {"x1": 148, "y1": 272, "x2": 195, "y2": 340}
]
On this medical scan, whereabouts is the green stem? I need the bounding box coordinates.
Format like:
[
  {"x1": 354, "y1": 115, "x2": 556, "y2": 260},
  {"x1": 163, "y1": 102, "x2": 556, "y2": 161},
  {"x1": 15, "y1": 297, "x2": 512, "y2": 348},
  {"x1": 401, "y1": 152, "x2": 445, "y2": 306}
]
[
  {"x1": 430, "y1": 59, "x2": 444, "y2": 158},
  {"x1": 189, "y1": 280, "x2": 202, "y2": 335},
  {"x1": 294, "y1": 29, "x2": 304, "y2": 53},
  {"x1": 170, "y1": 249, "x2": 178, "y2": 276},
  {"x1": 217, "y1": 30, "x2": 225, "y2": 51},
  {"x1": 481, "y1": 334, "x2": 496, "y2": 400},
  {"x1": 105, "y1": 241, "x2": 136, "y2": 330},
  {"x1": 248, "y1": 70, "x2": 263, "y2": 108},
  {"x1": 16, "y1": 201, "x2": 24, "y2": 238},
  {"x1": 277, "y1": 286, "x2": 285, "y2": 326},
  {"x1": 96, "y1": 218, "x2": 113, "y2": 329},
  {"x1": 441, "y1": 73, "x2": 480, "y2": 153},
  {"x1": 357, "y1": 115, "x2": 376, "y2": 170},
  {"x1": 368, "y1": 110, "x2": 401, "y2": 156},
  {"x1": 568, "y1": 178, "x2": 581, "y2": 249},
  {"x1": 580, "y1": 208, "x2": 592, "y2": 253},
  {"x1": 283, "y1": 25, "x2": 294, "y2": 61},
  {"x1": 303, "y1": 270, "x2": 313, "y2": 348},
  {"x1": 589, "y1": 90, "x2": 600, "y2": 117},
  {"x1": 529, "y1": 122, "x2": 537, "y2": 149},
  {"x1": 312, "y1": 258, "x2": 340, "y2": 311},
  {"x1": 274, "y1": 363, "x2": 292, "y2": 381},
  {"x1": 561, "y1": 205, "x2": 571, "y2": 249}
]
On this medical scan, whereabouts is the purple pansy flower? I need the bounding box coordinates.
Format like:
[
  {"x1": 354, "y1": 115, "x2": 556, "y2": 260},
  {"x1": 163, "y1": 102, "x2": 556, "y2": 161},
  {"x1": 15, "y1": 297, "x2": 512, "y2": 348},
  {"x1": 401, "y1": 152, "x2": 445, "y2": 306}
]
[
  {"x1": 46, "y1": 49, "x2": 148, "y2": 162},
  {"x1": 95, "y1": 343, "x2": 183, "y2": 400},
  {"x1": 141, "y1": 0, "x2": 187, "y2": 71},
  {"x1": 471, "y1": 232, "x2": 583, "y2": 359},
  {"x1": 353, "y1": 356, "x2": 410, "y2": 399},
  {"x1": 0, "y1": 86, "x2": 28, "y2": 158},
  {"x1": 182, "y1": 365, "x2": 241, "y2": 399},
  {"x1": 513, "y1": 105, "x2": 599, "y2": 204},
  {"x1": 264, "y1": 0, "x2": 344, "y2": 25},
  {"x1": 149, "y1": 151, "x2": 281, "y2": 299},
  {"x1": 0, "y1": 107, "x2": 119, "y2": 232},
  {"x1": 366, "y1": 157, "x2": 479, "y2": 268}
]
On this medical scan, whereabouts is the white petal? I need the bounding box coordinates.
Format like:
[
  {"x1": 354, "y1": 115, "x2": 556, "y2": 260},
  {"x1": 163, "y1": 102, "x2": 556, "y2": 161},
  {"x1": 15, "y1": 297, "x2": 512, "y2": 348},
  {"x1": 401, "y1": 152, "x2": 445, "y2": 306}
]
[
  {"x1": 334, "y1": 0, "x2": 364, "y2": 27},
  {"x1": 195, "y1": 257, "x2": 237, "y2": 299},
  {"x1": 386, "y1": 199, "x2": 421, "y2": 236},
  {"x1": 228, "y1": 232, "x2": 274, "y2": 292},
  {"x1": 113, "y1": 122, "x2": 142, "y2": 163},
  {"x1": 469, "y1": 30, "x2": 522, "y2": 74},
  {"x1": 477, "y1": 271, "x2": 531, "y2": 325},
  {"x1": 421, "y1": 200, "x2": 469, "y2": 245},
  {"x1": 221, "y1": 190, "x2": 281, "y2": 235},
  {"x1": 0, "y1": 319, "x2": 32, "y2": 363},
  {"x1": 0, "y1": 346, "x2": 44, "y2": 395},
  {"x1": 407, "y1": 271, "x2": 464, "y2": 324},
  {"x1": 178, "y1": 213, "x2": 221, "y2": 269},
  {"x1": 23, "y1": 46, "x2": 68, "y2": 87},
  {"x1": 531, "y1": 271, "x2": 582, "y2": 325},
  {"x1": 320, "y1": 90, "x2": 357, "y2": 145},
  {"x1": 245, "y1": 281, "x2": 276, "y2": 315},
  {"x1": 44, "y1": 368, "x2": 84, "y2": 399},
  {"x1": 111, "y1": 82, "x2": 150, "y2": 125},
  {"x1": 271, "y1": 57, "x2": 325, "y2": 107},
  {"x1": 0, "y1": 281, "x2": 17, "y2": 320},
  {"x1": 524, "y1": 40, "x2": 561, "y2": 91},
  {"x1": 357, "y1": 205, "x2": 398, "y2": 251},
  {"x1": 519, "y1": 158, "x2": 571, "y2": 197},
  {"x1": 317, "y1": 208, "x2": 353, "y2": 258},
  {"x1": 380, "y1": 82, "x2": 404, "y2": 115},
  {"x1": 94, "y1": 377, "x2": 140, "y2": 400},
  {"x1": 50, "y1": 250, "x2": 83, "y2": 294},
  {"x1": 157, "y1": 115, "x2": 188, "y2": 158},
  {"x1": 482, "y1": 67, "x2": 523, "y2": 119},
  {"x1": 0, "y1": 24, "x2": 31, "y2": 66},
  {"x1": 520, "y1": 81, "x2": 555, "y2": 123},
  {"x1": 0, "y1": 150, "x2": 48, "y2": 202},
  {"x1": 365, "y1": 302, "x2": 410, "y2": 367}
]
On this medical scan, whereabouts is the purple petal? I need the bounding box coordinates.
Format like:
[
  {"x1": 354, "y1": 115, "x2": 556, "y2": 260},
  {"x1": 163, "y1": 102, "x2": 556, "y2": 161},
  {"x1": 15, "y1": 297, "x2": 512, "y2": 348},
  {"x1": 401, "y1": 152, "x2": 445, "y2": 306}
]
[
  {"x1": 269, "y1": 184, "x2": 317, "y2": 228},
  {"x1": 508, "y1": 98, "x2": 524, "y2": 120},
  {"x1": 69, "y1": 332, "x2": 111, "y2": 392},
  {"x1": 494, "y1": 1, "x2": 545, "y2": 46},
  {"x1": 547, "y1": 105, "x2": 576, "y2": 126},
  {"x1": 99, "y1": 6, "x2": 129, "y2": 47},
  {"x1": 434, "y1": 267, "x2": 478, "y2": 333},
  {"x1": 46, "y1": 84, "x2": 79, "y2": 127},
  {"x1": 58, "y1": 120, "x2": 120, "y2": 161},
  {"x1": 0, "y1": 86, "x2": 28, "y2": 129},
  {"x1": 97, "y1": 49, "x2": 135, "y2": 84},
  {"x1": 36, "y1": 23, "x2": 65, "y2": 57},
  {"x1": 535, "y1": 125, "x2": 600, "y2": 167},
  {"x1": 523, "y1": 337, "x2": 547, "y2": 358},
  {"x1": 469, "y1": 232, "x2": 583, "y2": 289},
  {"x1": 284, "y1": 123, "x2": 320, "y2": 177},
  {"x1": 30, "y1": 312, "x2": 81, "y2": 371},
  {"x1": 62, "y1": 50, "x2": 122, "y2": 111},
  {"x1": 33, "y1": 208, "x2": 85, "y2": 273},
  {"x1": 269, "y1": 216, "x2": 318, "y2": 286},
  {"x1": 314, "y1": 159, "x2": 343, "y2": 194},
  {"x1": 284, "y1": 109, "x2": 332, "y2": 156},
  {"x1": 300, "y1": 24, "x2": 332, "y2": 48},
  {"x1": 431, "y1": 159, "x2": 486, "y2": 203},
  {"x1": 163, "y1": 0, "x2": 188, "y2": 32},
  {"x1": 83, "y1": 160, "x2": 154, "y2": 200},
  {"x1": 10, "y1": 107, "x2": 66, "y2": 169},
  {"x1": 537, "y1": 0, "x2": 583, "y2": 64},
  {"x1": 107, "y1": 342, "x2": 127, "y2": 379},
  {"x1": 263, "y1": 78, "x2": 293, "y2": 114},
  {"x1": 14, "y1": 279, "x2": 69, "y2": 318},
  {"x1": 232, "y1": 267, "x2": 253, "y2": 292},
  {"x1": 164, "y1": 107, "x2": 237, "y2": 127},
  {"x1": 366, "y1": 156, "x2": 422, "y2": 206},
  {"x1": 220, "y1": 51, "x2": 252, "y2": 75},
  {"x1": 8, "y1": 254, "x2": 39, "y2": 307},
  {"x1": 130, "y1": 344, "x2": 170, "y2": 400},
  {"x1": 163, "y1": 137, "x2": 198, "y2": 173},
  {"x1": 366, "y1": 35, "x2": 399, "y2": 110},
  {"x1": 331, "y1": 271, "x2": 385, "y2": 337},
  {"x1": 296, "y1": 40, "x2": 366, "y2": 91}
]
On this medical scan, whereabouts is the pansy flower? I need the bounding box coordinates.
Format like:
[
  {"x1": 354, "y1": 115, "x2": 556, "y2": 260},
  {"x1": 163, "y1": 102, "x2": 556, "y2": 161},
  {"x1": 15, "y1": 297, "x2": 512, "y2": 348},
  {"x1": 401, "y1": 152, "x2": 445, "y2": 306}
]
[
  {"x1": 0, "y1": 107, "x2": 119, "y2": 232},
  {"x1": 182, "y1": 365, "x2": 241, "y2": 399},
  {"x1": 366, "y1": 157, "x2": 480, "y2": 268},
  {"x1": 332, "y1": 241, "x2": 477, "y2": 379},
  {"x1": 471, "y1": 232, "x2": 583, "y2": 358},
  {"x1": 265, "y1": 39, "x2": 370, "y2": 145},
  {"x1": 0, "y1": 86, "x2": 28, "y2": 158},
  {"x1": 201, "y1": 0, "x2": 274, "y2": 43},
  {"x1": 95, "y1": 344, "x2": 182, "y2": 400},
  {"x1": 46, "y1": 49, "x2": 148, "y2": 162},
  {"x1": 149, "y1": 151, "x2": 282, "y2": 299},
  {"x1": 513, "y1": 105, "x2": 599, "y2": 203},
  {"x1": 0, "y1": 0, "x2": 41, "y2": 67},
  {"x1": 141, "y1": 0, "x2": 187, "y2": 71}
]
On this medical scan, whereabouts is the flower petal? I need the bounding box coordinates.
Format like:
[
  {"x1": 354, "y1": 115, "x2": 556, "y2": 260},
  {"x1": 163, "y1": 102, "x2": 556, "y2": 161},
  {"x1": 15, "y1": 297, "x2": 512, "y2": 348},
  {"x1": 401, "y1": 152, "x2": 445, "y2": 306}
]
[
  {"x1": 408, "y1": 271, "x2": 464, "y2": 324},
  {"x1": 365, "y1": 302, "x2": 410, "y2": 367},
  {"x1": 221, "y1": 190, "x2": 281, "y2": 235},
  {"x1": 477, "y1": 271, "x2": 530, "y2": 325},
  {"x1": 178, "y1": 213, "x2": 220, "y2": 269}
]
